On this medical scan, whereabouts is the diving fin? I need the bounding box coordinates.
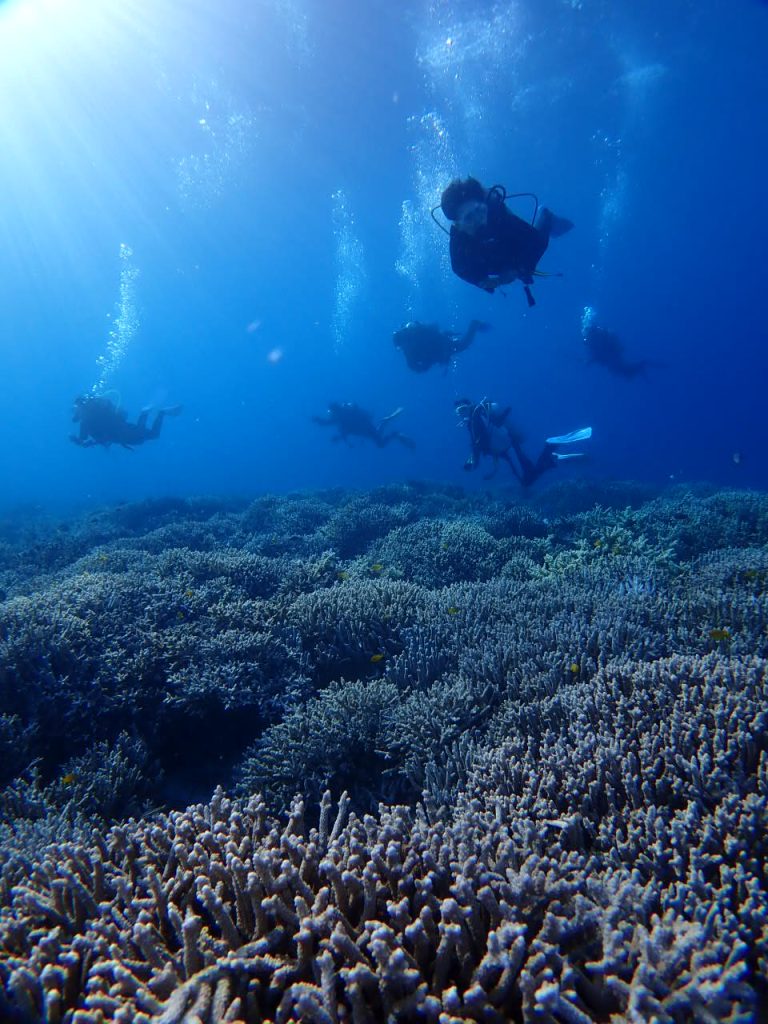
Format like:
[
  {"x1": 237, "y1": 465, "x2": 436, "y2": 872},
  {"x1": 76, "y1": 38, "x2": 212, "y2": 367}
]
[
  {"x1": 548, "y1": 213, "x2": 574, "y2": 237},
  {"x1": 546, "y1": 427, "x2": 592, "y2": 445},
  {"x1": 537, "y1": 208, "x2": 574, "y2": 238},
  {"x1": 551, "y1": 451, "x2": 585, "y2": 462}
]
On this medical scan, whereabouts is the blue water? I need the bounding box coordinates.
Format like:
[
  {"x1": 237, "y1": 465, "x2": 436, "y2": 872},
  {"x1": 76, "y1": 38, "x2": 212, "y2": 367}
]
[{"x1": 1, "y1": 0, "x2": 766, "y2": 510}]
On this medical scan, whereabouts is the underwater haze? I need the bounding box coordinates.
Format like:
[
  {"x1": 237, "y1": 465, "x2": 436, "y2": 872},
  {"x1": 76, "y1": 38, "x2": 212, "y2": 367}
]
[{"x1": 0, "y1": 0, "x2": 766, "y2": 507}]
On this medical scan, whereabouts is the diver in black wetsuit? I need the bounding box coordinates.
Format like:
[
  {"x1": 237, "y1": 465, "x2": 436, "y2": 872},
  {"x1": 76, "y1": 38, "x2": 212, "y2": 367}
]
[
  {"x1": 455, "y1": 397, "x2": 591, "y2": 484},
  {"x1": 312, "y1": 402, "x2": 415, "y2": 449},
  {"x1": 71, "y1": 395, "x2": 182, "y2": 449},
  {"x1": 583, "y1": 324, "x2": 658, "y2": 378},
  {"x1": 438, "y1": 177, "x2": 573, "y2": 307},
  {"x1": 393, "y1": 319, "x2": 490, "y2": 373}
]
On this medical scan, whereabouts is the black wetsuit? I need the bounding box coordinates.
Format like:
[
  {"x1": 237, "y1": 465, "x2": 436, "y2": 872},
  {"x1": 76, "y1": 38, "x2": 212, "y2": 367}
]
[
  {"x1": 461, "y1": 401, "x2": 560, "y2": 485},
  {"x1": 510, "y1": 440, "x2": 558, "y2": 488},
  {"x1": 393, "y1": 320, "x2": 486, "y2": 373},
  {"x1": 312, "y1": 403, "x2": 415, "y2": 449},
  {"x1": 72, "y1": 397, "x2": 178, "y2": 449},
  {"x1": 584, "y1": 326, "x2": 651, "y2": 378},
  {"x1": 449, "y1": 194, "x2": 548, "y2": 292}
]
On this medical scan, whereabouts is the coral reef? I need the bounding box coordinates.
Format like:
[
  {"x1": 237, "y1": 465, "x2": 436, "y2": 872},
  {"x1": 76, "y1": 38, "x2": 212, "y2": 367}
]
[
  {"x1": 0, "y1": 768, "x2": 762, "y2": 1021},
  {"x1": 0, "y1": 481, "x2": 767, "y2": 1018}
]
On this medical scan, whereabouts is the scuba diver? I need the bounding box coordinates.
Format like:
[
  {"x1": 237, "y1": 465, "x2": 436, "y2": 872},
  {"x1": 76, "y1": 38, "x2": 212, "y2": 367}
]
[
  {"x1": 71, "y1": 395, "x2": 182, "y2": 449},
  {"x1": 312, "y1": 402, "x2": 415, "y2": 449},
  {"x1": 393, "y1": 319, "x2": 490, "y2": 373},
  {"x1": 455, "y1": 397, "x2": 591, "y2": 484},
  {"x1": 583, "y1": 323, "x2": 657, "y2": 378},
  {"x1": 436, "y1": 177, "x2": 573, "y2": 307}
]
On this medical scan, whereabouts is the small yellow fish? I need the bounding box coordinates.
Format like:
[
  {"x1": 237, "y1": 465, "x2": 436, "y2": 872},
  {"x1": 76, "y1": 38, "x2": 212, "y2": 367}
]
[
  {"x1": 709, "y1": 627, "x2": 731, "y2": 642},
  {"x1": 570, "y1": 662, "x2": 580, "y2": 674},
  {"x1": 446, "y1": 606, "x2": 460, "y2": 615},
  {"x1": 61, "y1": 772, "x2": 77, "y2": 786},
  {"x1": 185, "y1": 589, "x2": 194, "y2": 598},
  {"x1": 370, "y1": 564, "x2": 384, "y2": 573},
  {"x1": 98, "y1": 554, "x2": 109, "y2": 562},
  {"x1": 336, "y1": 571, "x2": 349, "y2": 580},
  {"x1": 370, "y1": 653, "x2": 385, "y2": 663},
  {"x1": 593, "y1": 539, "x2": 603, "y2": 549},
  {"x1": 177, "y1": 611, "x2": 186, "y2": 621}
]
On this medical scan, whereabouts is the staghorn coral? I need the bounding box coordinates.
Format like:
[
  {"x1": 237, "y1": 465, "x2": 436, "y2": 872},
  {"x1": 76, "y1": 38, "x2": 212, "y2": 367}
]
[
  {"x1": 0, "y1": 483, "x2": 767, "y2": 1017},
  {"x1": 236, "y1": 678, "x2": 403, "y2": 809},
  {"x1": 0, "y1": 548, "x2": 312, "y2": 801},
  {"x1": 529, "y1": 476, "x2": 657, "y2": 518},
  {"x1": 469, "y1": 654, "x2": 768, "y2": 1016},
  {"x1": 372, "y1": 518, "x2": 510, "y2": 586},
  {"x1": 48, "y1": 732, "x2": 161, "y2": 824},
  {"x1": 6, "y1": 482, "x2": 768, "y2": 813},
  {"x1": 0, "y1": 771, "x2": 90, "y2": 904},
  {"x1": 282, "y1": 578, "x2": 427, "y2": 684},
  {"x1": 549, "y1": 486, "x2": 768, "y2": 567},
  {"x1": 0, "y1": 778, "x2": 761, "y2": 1023},
  {"x1": 318, "y1": 496, "x2": 416, "y2": 559},
  {"x1": 0, "y1": 713, "x2": 36, "y2": 787}
]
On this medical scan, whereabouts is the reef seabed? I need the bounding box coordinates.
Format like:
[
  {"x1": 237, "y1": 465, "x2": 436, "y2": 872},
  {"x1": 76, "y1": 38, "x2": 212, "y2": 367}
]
[{"x1": 0, "y1": 480, "x2": 766, "y2": 1021}]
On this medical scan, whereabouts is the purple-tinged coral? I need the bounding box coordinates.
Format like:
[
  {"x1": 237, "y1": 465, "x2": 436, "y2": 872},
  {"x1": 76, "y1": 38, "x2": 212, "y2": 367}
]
[
  {"x1": 0, "y1": 482, "x2": 766, "y2": 1019},
  {"x1": 0, "y1": 781, "x2": 760, "y2": 1022}
]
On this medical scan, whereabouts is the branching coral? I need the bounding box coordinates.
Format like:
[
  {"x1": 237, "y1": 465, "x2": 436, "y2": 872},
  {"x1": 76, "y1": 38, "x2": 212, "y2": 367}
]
[
  {"x1": 1, "y1": 482, "x2": 767, "y2": 1018},
  {"x1": 0, "y1": 783, "x2": 760, "y2": 1023}
]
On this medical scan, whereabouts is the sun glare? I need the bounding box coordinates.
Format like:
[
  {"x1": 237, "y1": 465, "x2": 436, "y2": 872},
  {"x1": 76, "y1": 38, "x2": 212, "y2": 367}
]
[
  {"x1": 0, "y1": 0, "x2": 191, "y2": 284},
  {"x1": 0, "y1": 0, "x2": 139, "y2": 61},
  {"x1": 0, "y1": 0, "x2": 265, "y2": 293}
]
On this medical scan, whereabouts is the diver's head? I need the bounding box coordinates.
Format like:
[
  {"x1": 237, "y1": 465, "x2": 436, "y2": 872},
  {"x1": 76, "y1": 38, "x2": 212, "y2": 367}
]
[
  {"x1": 454, "y1": 397, "x2": 474, "y2": 423},
  {"x1": 393, "y1": 322, "x2": 418, "y2": 349},
  {"x1": 440, "y1": 177, "x2": 486, "y2": 223},
  {"x1": 72, "y1": 395, "x2": 88, "y2": 422},
  {"x1": 455, "y1": 198, "x2": 488, "y2": 234}
]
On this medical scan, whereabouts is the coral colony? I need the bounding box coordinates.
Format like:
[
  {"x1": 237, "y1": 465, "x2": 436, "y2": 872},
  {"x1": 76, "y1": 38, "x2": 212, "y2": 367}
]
[{"x1": 0, "y1": 481, "x2": 766, "y2": 1021}]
